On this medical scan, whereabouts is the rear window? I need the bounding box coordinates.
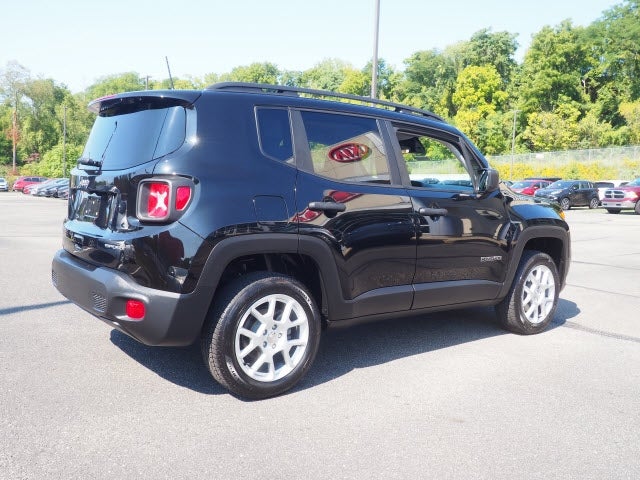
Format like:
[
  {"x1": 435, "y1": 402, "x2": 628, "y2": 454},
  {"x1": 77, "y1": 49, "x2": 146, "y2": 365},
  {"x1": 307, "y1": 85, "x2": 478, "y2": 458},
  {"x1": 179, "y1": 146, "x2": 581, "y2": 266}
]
[{"x1": 81, "y1": 105, "x2": 186, "y2": 170}]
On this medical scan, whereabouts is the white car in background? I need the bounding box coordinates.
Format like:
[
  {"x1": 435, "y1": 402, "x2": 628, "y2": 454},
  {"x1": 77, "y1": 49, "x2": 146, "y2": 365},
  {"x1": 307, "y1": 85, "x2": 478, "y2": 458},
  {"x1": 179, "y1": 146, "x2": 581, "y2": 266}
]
[
  {"x1": 0, "y1": 177, "x2": 8, "y2": 192},
  {"x1": 595, "y1": 180, "x2": 628, "y2": 201}
]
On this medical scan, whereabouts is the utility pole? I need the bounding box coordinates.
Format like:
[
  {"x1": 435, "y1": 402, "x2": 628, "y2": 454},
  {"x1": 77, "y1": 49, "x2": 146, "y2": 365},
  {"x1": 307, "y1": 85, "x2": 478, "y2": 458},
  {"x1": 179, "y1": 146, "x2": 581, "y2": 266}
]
[
  {"x1": 510, "y1": 110, "x2": 519, "y2": 181},
  {"x1": 370, "y1": 0, "x2": 380, "y2": 99},
  {"x1": 63, "y1": 106, "x2": 67, "y2": 177},
  {"x1": 11, "y1": 96, "x2": 17, "y2": 174}
]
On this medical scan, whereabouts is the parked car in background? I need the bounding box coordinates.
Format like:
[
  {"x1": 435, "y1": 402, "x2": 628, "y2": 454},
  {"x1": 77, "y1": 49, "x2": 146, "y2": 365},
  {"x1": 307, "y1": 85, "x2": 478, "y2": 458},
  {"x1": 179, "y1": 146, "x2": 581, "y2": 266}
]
[
  {"x1": 601, "y1": 178, "x2": 640, "y2": 214},
  {"x1": 525, "y1": 177, "x2": 561, "y2": 183},
  {"x1": 55, "y1": 183, "x2": 69, "y2": 199},
  {"x1": 12, "y1": 176, "x2": 48, "y2": 192},
  {"x1": 31, "y1": 178, "x2": 68, "y2": 197},
  {"x1": 534, "y1": 179, "x2": 600, "y2": 210},
  {"x1": 48, "y1": 180, "x2": 70, "y2": 198},
  {"x1": 595, "y1": 180, "x2": 628, "y2": 202},
  {"x1": 0, "y1": 177, "x2": 8, "y2": 192},
  {"x1": 509, "y1": 179, "x2": 552, "y2": 196}
]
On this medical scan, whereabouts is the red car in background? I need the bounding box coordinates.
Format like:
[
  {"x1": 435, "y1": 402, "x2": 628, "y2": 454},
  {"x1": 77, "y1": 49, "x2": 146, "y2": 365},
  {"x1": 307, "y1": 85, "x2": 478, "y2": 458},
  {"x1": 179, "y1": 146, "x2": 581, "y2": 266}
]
[
  {"x1": 509, "y1": 179, "x2": 552, "y2": 196},
  {"x1": 12, "y1": 176, "x2": 48, "y2": 192}
]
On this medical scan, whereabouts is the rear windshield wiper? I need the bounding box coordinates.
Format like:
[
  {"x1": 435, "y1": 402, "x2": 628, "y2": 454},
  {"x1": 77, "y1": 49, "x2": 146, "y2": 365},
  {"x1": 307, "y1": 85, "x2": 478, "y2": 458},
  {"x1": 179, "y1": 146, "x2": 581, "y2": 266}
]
[{"x1": 78, "y1": 156, "x2": 103, "y2": 168}]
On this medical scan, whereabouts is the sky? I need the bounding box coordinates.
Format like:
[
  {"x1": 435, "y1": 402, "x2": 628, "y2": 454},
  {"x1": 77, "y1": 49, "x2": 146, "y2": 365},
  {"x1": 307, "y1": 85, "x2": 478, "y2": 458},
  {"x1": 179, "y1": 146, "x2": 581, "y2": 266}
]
[{"x1": 1, "y1": 0, "x2": 622, "y2": 93}]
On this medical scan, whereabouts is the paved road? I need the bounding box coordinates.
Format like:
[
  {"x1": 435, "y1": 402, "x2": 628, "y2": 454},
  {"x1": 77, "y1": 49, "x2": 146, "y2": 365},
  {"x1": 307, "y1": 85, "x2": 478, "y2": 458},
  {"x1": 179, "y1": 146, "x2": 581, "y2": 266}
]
[{"x1": 1, "y1": 192, "x2": 639, "y2": 480}]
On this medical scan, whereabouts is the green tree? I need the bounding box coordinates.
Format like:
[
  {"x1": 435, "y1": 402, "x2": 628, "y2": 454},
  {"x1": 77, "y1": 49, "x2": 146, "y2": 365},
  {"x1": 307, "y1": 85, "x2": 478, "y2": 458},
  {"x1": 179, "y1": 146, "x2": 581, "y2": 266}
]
[
  {"x1": 521, "y1": 101, "x2": 582, "y2": 151},
  {"x1": 398, "y1": 49, "x2": 457, "y2": 117},
  {"x1": 516, "y1": 21, "x2": 590, "y2": 114},
  {"x1": 583, "y1": 1, "x2": 640, "y2": 126},
  {"x1": 463, "y1": 29, "x2": 518, "y2": 86},
  {"x1": 19, "y1": 78, "x2": 68, "y2": 159},
  {"x1": 86, "y1": 72, "x2": 145, "y2": 99},
  {"x1": 619, "y1": 100, "x2": 640, "y2": 144},
  {"x1": 0, "y1": 61, "x2": 30, "y2": 170},
  {"x1": 36, "y1": 143, "x2": 83, "y2": 178},
  {"x1": 361, "y1": 59, "x2": 398, "y2": 99},
  {"x1": 452, "y1": 65, "x2": 508, "y2": 152},
  {"x1": 0, "y1": 105, "x2": 13, "y2": 165},
  {"x1": 338, "y1": 68, "x2": 368, "y2": 96},
  {"x1": 299, "y1": 59, "x2": 351, "y2": 91},
  {"x1": 219, "y1": 62, "x2": 281, "y2": 84}
]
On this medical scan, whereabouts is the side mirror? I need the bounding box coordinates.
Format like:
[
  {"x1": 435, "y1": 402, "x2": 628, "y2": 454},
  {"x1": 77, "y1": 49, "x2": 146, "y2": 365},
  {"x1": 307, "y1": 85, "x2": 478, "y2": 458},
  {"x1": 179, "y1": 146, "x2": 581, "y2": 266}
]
[{"x1": 481, "y1": 168, "x2": 500, "y2": 192}]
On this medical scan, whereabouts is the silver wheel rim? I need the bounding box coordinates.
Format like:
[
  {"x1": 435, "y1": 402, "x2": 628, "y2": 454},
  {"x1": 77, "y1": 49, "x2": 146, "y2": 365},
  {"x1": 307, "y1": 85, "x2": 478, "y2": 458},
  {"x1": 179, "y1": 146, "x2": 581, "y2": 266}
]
[
  {"x1": 235, "y1": 293, "x2": 309, "y2": 382},
  {"x1": 561, "y1": 198, "x2": 570, "y2": 210},
  {"x1": 521, "y1": 264, "x2": 556, "y2": 324}
]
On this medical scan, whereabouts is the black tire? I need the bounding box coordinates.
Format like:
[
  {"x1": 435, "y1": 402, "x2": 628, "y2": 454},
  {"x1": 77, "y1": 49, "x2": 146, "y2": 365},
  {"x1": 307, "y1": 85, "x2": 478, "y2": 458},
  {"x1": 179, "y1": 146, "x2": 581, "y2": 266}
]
[
  {"x1": 496, "y1": 251, "x2": 559, "y2": 335},
  {"x1": 589, "y1": 197, "x2": 599, "y2": 209},
  {"x1": 606, "y1": 209, "x2": 621, "y2": 214},
  {"x1": 634, "y1": 202, "x2": 640, "y2": 215},
  {"x1": 201, "y1": 272, "x2": 321, "y2": 399},
  {"x1": 559, "y1": 197, "x2": 571, "y2": 210}
]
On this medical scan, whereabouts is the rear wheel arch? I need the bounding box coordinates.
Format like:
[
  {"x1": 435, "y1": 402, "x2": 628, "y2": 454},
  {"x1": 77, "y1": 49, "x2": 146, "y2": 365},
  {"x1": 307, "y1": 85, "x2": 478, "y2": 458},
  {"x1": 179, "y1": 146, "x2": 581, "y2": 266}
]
[{"x1": 195, "y1": 234, "x2": 344, "y2": 329}]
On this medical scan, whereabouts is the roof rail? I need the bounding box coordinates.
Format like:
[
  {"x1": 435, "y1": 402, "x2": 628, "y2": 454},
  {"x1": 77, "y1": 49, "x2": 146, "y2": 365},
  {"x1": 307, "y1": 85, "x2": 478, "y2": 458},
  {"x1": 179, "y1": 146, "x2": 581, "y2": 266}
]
[{"x1": 207, "y1": 82, "x2": 445, "y2": 122}]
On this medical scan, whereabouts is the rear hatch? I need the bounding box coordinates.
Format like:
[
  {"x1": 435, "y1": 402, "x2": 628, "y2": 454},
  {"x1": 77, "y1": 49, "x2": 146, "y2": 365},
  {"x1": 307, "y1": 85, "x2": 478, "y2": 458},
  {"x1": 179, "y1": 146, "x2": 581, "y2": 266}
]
[{"x1": 64, "y1": 90, "x2": 200, "y2": 267}]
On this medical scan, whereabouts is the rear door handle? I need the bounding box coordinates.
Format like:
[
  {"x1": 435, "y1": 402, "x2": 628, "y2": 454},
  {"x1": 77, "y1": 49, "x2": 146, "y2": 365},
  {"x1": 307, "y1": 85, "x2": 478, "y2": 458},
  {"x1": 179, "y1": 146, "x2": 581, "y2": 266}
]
[
  {"x1": 308, "y1": 201, "x2": 347, "y2": 213},
  {"x1": 419, "y1": 207, "x2": 448, "y2": 217}
]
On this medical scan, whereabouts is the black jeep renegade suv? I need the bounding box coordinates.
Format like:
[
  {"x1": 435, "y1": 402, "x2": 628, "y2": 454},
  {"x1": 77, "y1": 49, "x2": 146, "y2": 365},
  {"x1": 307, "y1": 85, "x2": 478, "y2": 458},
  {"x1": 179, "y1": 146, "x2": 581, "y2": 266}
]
[{"x1": 52, "y1": 83, "x2": 571, "y2": 399}]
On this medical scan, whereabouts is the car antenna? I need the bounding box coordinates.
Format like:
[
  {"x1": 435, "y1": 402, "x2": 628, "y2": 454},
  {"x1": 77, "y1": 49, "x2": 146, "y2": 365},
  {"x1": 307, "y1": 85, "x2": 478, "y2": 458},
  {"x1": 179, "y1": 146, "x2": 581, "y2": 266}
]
[{"x1": 165, "y1": 56, "x2": 174, "y2": 89}]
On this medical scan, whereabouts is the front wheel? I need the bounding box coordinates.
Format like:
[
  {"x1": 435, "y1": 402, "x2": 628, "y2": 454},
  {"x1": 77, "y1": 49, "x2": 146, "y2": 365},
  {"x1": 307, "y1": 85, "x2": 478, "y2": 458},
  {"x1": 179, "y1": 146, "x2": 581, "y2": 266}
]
[
  {"x1": 635, "y1": 202, "x2": 640, "y2": 215},
  {"x1": 559, "y1": 197, "x2": 571, "y2": 210},
  {"x1": 201, "y1": 272, "x2": 321, "y2": 399},
  {"x1": 496, "y1": 251, "x2": 559, "y2": 335}
]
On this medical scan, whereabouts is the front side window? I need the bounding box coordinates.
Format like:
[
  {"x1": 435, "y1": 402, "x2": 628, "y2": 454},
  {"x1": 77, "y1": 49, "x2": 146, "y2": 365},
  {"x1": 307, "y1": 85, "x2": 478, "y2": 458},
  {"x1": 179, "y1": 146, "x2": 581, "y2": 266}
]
[
  {"x1": 396, "y1": 128, "x2": 473, "y2": 191},
  {"x1": 299, "y1": 111, "x2": 389, "y2": 183}
]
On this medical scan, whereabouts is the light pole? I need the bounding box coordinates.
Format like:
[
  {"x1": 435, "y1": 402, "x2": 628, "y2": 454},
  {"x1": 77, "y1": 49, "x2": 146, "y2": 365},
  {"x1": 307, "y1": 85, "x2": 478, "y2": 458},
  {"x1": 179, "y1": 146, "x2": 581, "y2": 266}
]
[
  {"x1": 510, "y1": 109, "x2": 519, "y2": 181},
  {"x1": 371, "y1": 0, "x2": 380, "y2": 99},
  {"x1": 63, "y1": 106, "x2": 67, "y2": 177}
]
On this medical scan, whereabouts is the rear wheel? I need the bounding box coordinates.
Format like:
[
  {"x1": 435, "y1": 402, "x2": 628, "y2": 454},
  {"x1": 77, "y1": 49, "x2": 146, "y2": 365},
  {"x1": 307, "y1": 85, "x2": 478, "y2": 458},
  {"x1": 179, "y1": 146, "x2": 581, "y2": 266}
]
[
  {"x1": 201, "y1": 272, "x2": 321, "y2": 399},
  {"x1": 496, "y1": 251, "x2": 559, "y2": 335},
  {"x1": 559, "y1": 197, "x2": 571, "y2": 210},
  {"x1": 589, "y1": 197, "x2": 599, "y2": 209},
  {"x1": 635, "y1": 202, "x2": 640, "y2": 215}
]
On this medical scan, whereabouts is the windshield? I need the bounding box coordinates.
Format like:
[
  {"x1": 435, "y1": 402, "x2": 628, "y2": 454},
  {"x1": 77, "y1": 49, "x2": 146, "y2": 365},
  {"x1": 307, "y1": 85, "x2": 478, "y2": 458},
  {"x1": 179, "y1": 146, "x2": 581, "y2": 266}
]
[
  {"x1": 81, "y1": 105, "x2": 186, "y2": 170},
  {"x1": 628, "y1": 178, "x2": 640, "y2": 186},
  {"x1": 548, "y1": 181, "x2": 573, "y2": 189},
  {"x1": 511, "y1": 181, "x2": 533, "y2": 188}
]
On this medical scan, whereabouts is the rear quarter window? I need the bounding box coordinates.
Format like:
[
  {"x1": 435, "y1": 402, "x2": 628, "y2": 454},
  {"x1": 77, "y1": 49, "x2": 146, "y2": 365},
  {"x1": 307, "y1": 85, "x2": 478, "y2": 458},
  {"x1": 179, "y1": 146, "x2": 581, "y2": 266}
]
[{"x1": 256, "y1": 108, "x2": 293, "y2": 162}]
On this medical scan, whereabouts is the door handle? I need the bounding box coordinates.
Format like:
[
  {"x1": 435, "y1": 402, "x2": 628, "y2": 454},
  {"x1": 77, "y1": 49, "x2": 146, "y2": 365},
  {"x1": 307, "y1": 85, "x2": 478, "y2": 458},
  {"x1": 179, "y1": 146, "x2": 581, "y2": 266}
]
[
  {"x1": 419, "y1": 207, "x2": 448, "y2": 217},
  {"x1": 308, "y1": 201, "x2": 347, "y2": 213}
]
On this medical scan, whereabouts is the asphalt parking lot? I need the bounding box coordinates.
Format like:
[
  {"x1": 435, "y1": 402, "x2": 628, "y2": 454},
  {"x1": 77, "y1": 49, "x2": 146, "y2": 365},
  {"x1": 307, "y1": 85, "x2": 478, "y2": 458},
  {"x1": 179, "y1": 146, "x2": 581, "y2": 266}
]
[{"x1": 1, "y1": 192, "x2": 639, "y2": 479}]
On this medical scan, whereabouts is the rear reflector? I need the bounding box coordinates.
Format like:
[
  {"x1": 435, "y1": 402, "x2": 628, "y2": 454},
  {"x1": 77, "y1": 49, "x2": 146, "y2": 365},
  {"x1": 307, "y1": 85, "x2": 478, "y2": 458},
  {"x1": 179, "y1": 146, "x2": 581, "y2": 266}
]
[
  {"x1": 126, "y1": 299, "x2": 145, "y2": 319},
  {"x1": 176, "y1": 186, "x2": 191, "y2": 211}
]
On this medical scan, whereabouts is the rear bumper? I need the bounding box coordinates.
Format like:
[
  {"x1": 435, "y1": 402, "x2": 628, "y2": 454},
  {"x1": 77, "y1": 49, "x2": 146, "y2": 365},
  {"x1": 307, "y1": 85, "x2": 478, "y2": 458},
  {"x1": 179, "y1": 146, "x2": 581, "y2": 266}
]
[{"x1": 51, "y1": 249, "x2": 210, "y2": 346}]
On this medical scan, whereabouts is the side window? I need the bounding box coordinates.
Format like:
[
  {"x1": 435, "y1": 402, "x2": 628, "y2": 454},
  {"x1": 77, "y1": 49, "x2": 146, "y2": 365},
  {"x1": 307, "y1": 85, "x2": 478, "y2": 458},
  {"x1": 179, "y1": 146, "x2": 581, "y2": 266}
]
[
  {"x1": 256, "y1": 108, "x2": 293, "y2": 162},
  {"x1": 396, "y1": 128, "x2": 473, "y2": 191},
  {"x1": 299, "y1": 111, "x2": 390, "y2": 184}
]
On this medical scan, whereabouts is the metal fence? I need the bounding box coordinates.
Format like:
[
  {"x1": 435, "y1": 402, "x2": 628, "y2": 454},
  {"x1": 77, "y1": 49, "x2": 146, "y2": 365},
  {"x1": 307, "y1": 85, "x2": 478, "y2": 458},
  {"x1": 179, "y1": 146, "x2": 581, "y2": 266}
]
[{"x1": 486, "y1": 145, "x2": 640, "y2": 180}]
